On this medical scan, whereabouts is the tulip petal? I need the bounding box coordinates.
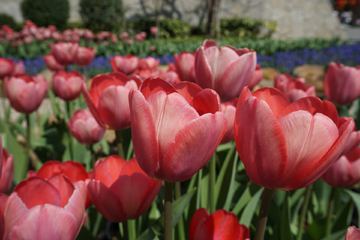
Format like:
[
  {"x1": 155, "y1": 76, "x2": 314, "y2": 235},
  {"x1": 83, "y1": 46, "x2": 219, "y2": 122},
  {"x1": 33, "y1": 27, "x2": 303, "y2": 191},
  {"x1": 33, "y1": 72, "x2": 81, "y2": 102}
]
[
  {"x1": 189, "y1": 208, "x2": 210, "y2": 240},
  {"x1": 252, "y1": 87, "x2": 290, "y2": 118},
  {"x1": 81, "y1": 83, "x2": 105, "y2": 128},
  {"x1": 140, "y1": 77, "x2": 177, "y2": 99},
  {"x1": 174, "y1": 81, "x2": 202, "y2": 104},
  {"x1": 205, "y1": 210, "x2": 241, "y2": 240},
  {"x1": 47, "y1": 175, "x2": 75, "y2": 208},
  {"x1": 135, "y1": 180, "x2": 162, "y2": 218},
  {"x1": 162, "y1": 112, "x2": 227, "y2": 182},
  {"x1": 4, "y1": 193, "x2": 29, "y2": 238},
  {"x1": 195, "y1": 47, "x2": 214, "y2": 89},
  {"x1": 94, "y1": 156, "x2": 126, "y2": 187},
  {"x1": 9, "y1": 205, "x2": 77, "y2": 240},
  {"x1": 191, "y1": 89, "x2": 221, "y2": 115}
]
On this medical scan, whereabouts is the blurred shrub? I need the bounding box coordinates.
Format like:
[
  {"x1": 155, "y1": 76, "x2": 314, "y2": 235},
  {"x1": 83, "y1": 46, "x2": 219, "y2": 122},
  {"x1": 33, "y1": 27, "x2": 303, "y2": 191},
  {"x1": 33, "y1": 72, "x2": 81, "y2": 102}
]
[
  {"x1": 0, "y1": 14, "x2": 20, "y2": 31},
  {"x1": 220, "y1": 17, "x2": 277, "y2": 39},
  {"x1": 66, "y1": 22, "x2": 84, "y2": 29},
  {"x1": 21, "y1": 0, "x2": 69, "y2": 30},
  {"x1": 79, "y1": 0, "x2": 124, "y2": 33},
  {"x1": 128, "y1": 18, "x2": 191, "y2": 38}
]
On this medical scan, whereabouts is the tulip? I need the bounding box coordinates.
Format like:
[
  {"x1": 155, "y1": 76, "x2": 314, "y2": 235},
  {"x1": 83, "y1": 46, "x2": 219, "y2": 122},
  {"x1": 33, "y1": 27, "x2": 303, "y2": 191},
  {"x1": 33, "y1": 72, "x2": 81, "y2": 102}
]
[
  {"x1": 138, "y1": 57, "x2": 160, "y2": 70},
  {"x1": 345, "y1": 226, "x2": 360, "y2": 240},
  {"x1": 0, "y1": 193, "x2": 8, "y2": 238},
  {"x1": 75, "y1": 46, "x2": 96, "y2": 67},
  {"x1": 150, "y1": 26, "x2": 158, "y2": 35},
  {"x1": 110, "y1": 55, "x2": 139, "y2": 75},
  {"x1": 68, "y1": 109, "x2": 105, "y2": 145},
  {"x1": 11, "y1": 61, "x2": 25, "y2": 76},
  {"x1": 339, "y1": 117, "x2": 360, "y2": 155},
  {"x1": 82, "y1": 72, "x2": 141, "y2": 130},
  {"x1": 135, "y1": 34, "x2": 144, "y2": 42},
  {"x1": 220, "y1": 98, "x2": 237, "y2": 144},
  {"x1": 189, "y1": 208, "x2": 250, "y2": 240},
  {"x1": 195, "y1": 40, "x2": 257, "y2": 102},
  {"x1": 5, "y1": 74, "x2": 49, "y2": 114},
  {"x1": 321, "y1": 146, "x2": 360, "y2": 188},
  {"x1": 248, "y1": 64, "x2": 262, "y2": 90},
  {"x1": 274, "y1": 74, "x2": 316, "y2": 102},
  {"x1": 3, "y1": 176, "x2": 87, "y2": 240},
  {"x1": 50, "y1": 42, "x2": 79, "y2": 66},
  {"x1": 324, "y1": 62, "x2": 360, "y2": 106},
  {"x1": 87, "y1": 156, "x2": 162, "y2": 222},
  {"x1": 43, "y1": 54, "x2": 65, "y2": 72},
  {"x1": 52, "y1": 70, "x2": 84, "y2": 101},
  {"x1": 0, "y1": 58, "x2": 14, "y2": 79},
  {"x1": 150, "y1": 70, "x2": 180, "y2": 85},
  {"x1": 234, "y1": 87, "x2": 354, "y2": 190},
  {"x1": 0, "y1": 148, "x2": 13, "y2": 194},
  {"x1": 129, "y1": 78, "x2": 227, "y2": 182},
  {"x1": 174, "y1": 52, "x2": 196, "y2": 82}
]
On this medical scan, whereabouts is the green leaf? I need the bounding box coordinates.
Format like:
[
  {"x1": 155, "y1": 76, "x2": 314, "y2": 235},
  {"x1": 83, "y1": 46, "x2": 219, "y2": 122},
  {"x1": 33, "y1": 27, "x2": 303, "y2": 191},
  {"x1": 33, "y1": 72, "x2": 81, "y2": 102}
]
[
  {"x1": 76, "y1": 227, "x2": 96, "y2": 240},
  {"x1": 48, "y1": 89, "x2": 61, "y2": 117},
  {"x1": 342, "y1": 189, "x2": 360, "y2": 227},
  {"x1": 232, "y1": 183, "x2": 261, "y2": 216},
  {"x1": 172, "y1": 187, "x2": 196, "y2": 228},
  {"x1": 280, "y1": 193, "x2": 293, "y2": 240},
  {"x1": 239, "y1": 187, "x2": 263, "y2": 227},
  {"x1": 319, "y1": 229, "x2": 347, "y2": 240}
]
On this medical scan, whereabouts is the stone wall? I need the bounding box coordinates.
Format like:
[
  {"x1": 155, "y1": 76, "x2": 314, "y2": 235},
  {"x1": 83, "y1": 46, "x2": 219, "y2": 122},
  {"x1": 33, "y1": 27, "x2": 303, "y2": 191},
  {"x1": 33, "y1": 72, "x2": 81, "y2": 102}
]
[{"x1": 0, "y1": 0, "x2": 346, "y2": 39}]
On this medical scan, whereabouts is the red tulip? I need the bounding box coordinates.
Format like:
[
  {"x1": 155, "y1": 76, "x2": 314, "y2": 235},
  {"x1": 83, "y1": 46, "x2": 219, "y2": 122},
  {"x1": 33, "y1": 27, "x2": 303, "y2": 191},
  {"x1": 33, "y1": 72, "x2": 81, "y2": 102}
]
[
  {"x1": 135, "y1": 34, "x2": 144, "y2": 42},
  {"x1": 138, "y1": 57, "x2": 160, "y2": 70},
  {"x1": 248, "y1": 64, "x2": 262, "y2": 90},
  {"x1": 189, "y1": 208, "x2": 250, "y2": 240},
  {"x1": 195, "y1": 40, "x2": 257, "y2": 102},
  {"x1": 321, "y1": 146, "x2": 360, "y2": 188},
  {"x1": 52, "y1": 70, "x2": 84, "y2": 101},
  {"x1": 75, "y1": 46, "x2": 96, "y2": 67},
  {"x1": 0, "y1": 148, "x2": 13, "y2": 194},
  {"x1": 82, "y1": 72, "x2": 141, "y2": 130},
  {"x1": 43, "y1": 54, "x2": 65, "y2": 71},
  {"x1": 0, "y1": 58, "x2": 14, "y2": 79},
  {"x1": 5, "y1": 74, "x2": 49, "y2": 114},
  {"x1": 129, "y1": 78, "x2": 227, "y2": 182},
  {"x1": 0, "y1": 193, "x2": 8, "y2": 238},
  {"x1": 50, "y1": 42, "x2": 79, "y2": 66},
  {"x1": 11, "y1": 61, "x2": 25, "y2": 76},
  {"x1": 345, "y1": 226, "x2": 360, "y2": 240},
  {"x1": 220, "y1": 98, "x2": 237, "y2": 144},
  {"x1": 274, "y1": 74, "x2": 316, "y2": 103},
  {"x1": 168, "y1": 62, "x2": 176, "y2": 72},
  {"x1": 234, "y1": 87, "x2": 354, "y2": 190},
  {"x1": 110, "y1": 55, "x2": 139, "y2": 75},
  {"x1": 324, "y1": 62, "x2": 360, "y2": 106},
  {"x1": 339, "y1": 117, "x2": 360, "y2": 155},
  {"x1": 68, "y1": 109, "x2": 105, "y2": 145},
  {"x1": 150, "y1": 70, "x2": 180, "y2": 85},
  {"x1": 87, "y1": 156, "x2": 162, "y2": 222},
  {"x1": 3, "y1": 176, "x2": 87, "y2": 240},
  {"x1": 174, "y1": 52, "x2": 196, "y2": 82}
]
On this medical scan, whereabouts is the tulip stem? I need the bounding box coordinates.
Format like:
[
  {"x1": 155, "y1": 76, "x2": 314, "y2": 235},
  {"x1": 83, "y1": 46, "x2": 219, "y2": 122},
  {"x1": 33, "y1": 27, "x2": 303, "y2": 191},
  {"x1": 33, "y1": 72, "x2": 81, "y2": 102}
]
[
  {"x1": 175, "y1": 182, "x2": 186, "y2": 240},
  {"x1": 296, "y1": 184, "x2": 313, "y2": 240},
  {"x1": 325, "y1": 187, "x2": 335, "y2": 237},
  {"x1": 92, "y1": 210, "x2": 102, "y2": 237},
  {"x1": 26, "y1": 114, "x2": 31, "y2": 172},
  {"x1": 127, "y1": 219, "x2": 137, "y2": 240},
  {"x1": 66, "y1": 101, "x2": 74, "y2": 160},
  {"x1": 88, "y1": 144, "x2": 96, "y2": 170},
  {"x1": 254, "y1": 188, "x2": 274, "y2": 240},
  {"x1": 115, "y1": 130, "x2": 125, "y2": 159},
  {"x1": 164, "y1": 181, "x2": 173, "y2": 240},
  {"x1": 209, "y1": 153, "x2": 216, "y2": 214}
]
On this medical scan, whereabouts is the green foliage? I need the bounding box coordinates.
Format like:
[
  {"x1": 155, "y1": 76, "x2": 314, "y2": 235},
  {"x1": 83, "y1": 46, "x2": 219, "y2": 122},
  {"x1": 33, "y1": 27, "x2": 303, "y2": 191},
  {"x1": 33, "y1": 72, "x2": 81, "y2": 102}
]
[
  {"x1": 79, "y1": 0, "x2": 124, "y2": 33},
  {"x1": 221, "y1": 17, "x2": 277, "y2": 39},
  {"x1": 66, "y1": 21, "x2": 84, "y2": 29},
  {"x1": 20, "y1": 0, "x2": 69, "y2": 29},
  {"x1": 0, "y1": 14, "x2": 20, "y2": 31}
]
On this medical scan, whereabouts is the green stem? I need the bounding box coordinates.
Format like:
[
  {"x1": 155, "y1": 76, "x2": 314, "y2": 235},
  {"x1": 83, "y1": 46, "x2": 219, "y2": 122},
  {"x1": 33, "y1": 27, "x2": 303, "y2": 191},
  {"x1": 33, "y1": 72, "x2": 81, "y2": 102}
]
[
  {"x1": 89, "y1": 144, "x2": 96, "y2": 170},
  {"x1": 175, "y1": 182, "x2": 185, "y2": 240},
  {"x1": 66, "y1": 101, "x2": 74, "y2": 160},
  {"x1": 115, "y1": 130, "x2": 125, "y2": 159},
  {"x1": 121, "y1": 221, "x2": 129, "y2": 240},
  {"x1": 26, "y1": 114, "x2": 31, "y2": 173},
  {"x1": 325, "y1": 187, "x2": 335, "y2": 237},
  {"x1": 254, "y1": 188, "x2": 274, "y2": 240},
  {"x1": 164, "y1": 181, "x2": 173, "y2": 240},
  {"x1": 296, "y1": 184, "x2": 313, "y2": 240},
  {"x1": 127, "y1": 219, "x2": 137, "y2": 240},
  {"x1": 209, "y1": 153, "x2": 216, "y2": 214},
  {"x1": 197, "y1": 169, "x2": 202, "y2": 209},
  {"x1": 92, "y1": 210, "x2": 103, "y2": 237}
]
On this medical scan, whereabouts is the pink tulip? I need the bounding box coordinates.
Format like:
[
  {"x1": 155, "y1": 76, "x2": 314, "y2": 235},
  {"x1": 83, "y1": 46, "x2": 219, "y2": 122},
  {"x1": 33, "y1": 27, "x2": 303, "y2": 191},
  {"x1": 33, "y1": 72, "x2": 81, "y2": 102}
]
[
  {"x1": 150, "y1": 26, "x2": 158, "y2": 35},
  {"x1": 5, "y1": 74, "x2": 49, "y2": 114},
  {"x1": 345, "y1": 226, "x2": 360, "y2": 240},
  {"x1": 321, "y1": 146, "x2": 360, "y2": 188},
  {"x1": 75, "y1": 46, "x2": 96, "y2": 67},
  {"x1": 220, "y1": 98, "x2": 237, "y2": 144},
  {"x1": 324, "y1": 62, "x2": 360, "y2": 106},
  {"x1": 234, "y1": 87, "x2": 354, "y2": 190},
  {"x1": 0, "y1": 193, "x2": 8, "y2": 238},
  {"x1": 149, "y1": 45, "x2": 155, "y2": 51},
  {"x1": 84, "y1": 29, "x2": 95, "y2": 39},
  {"x1": 339, "y1": 117, "x2": 360, "y2": 155},
  {"x1": 110, "y1": 55, "x2": 139, "y2": 75},
  {"x1": 195, "y1": 40, "x2": 257, "y2": 102},
  {"x1": 0, "y1": 58, "x2": 14, "y2": 79},
  {"x1": 248, "y1": 64, "x2": 262, "y2": 90},
  {"x1": 174, "y1": 52, "x2": 196, "y2": 82},
  {"x1": 68, "y1": 109, "x2": 105, "y2": 145},
  {"x1": 43, "y1": 54, "x2": 65, "y2": 71},
  {"x1": 82, "y1": 72, "x2": 141, "y2": 130},
  {"x1": 0, "y1": 148, "x2": 13, "y2": 194},
  {"x1": 135, "y1": 34, "x2": 144, "y2": 42},
  {"x1": 129, "y1": 78, "x2": 227, "y2": 182},
  {"x1": 3, "y1": 176, "x2": 87, "y2": 240},
  {"x1": 50, "y1": 42, "x2": 79, "y2": 66},
  {"x1": 119, "y1": 32, "x2": 129, "y2": 39},
  {"x1": 52, "y1": 70, "x2": 84, "y2": 101},
  {"x1": 274, "y1": 74, "x2": 316, "y2": 102},
  {"x1": 87, "y1": 156, "x2": 162, "y2": 222},
  {"x1": 11, "y1": 61, "x2": 25, "y2": 76},
  {"x1": 138, "y1": 57, "x2": 160, "y2": 70},
  {"x1": 150, "y1": 70, "x2": 180, "y2": 85},
  {"x1": 111, "y1": 34, "x2": 118, "y2": 43}
]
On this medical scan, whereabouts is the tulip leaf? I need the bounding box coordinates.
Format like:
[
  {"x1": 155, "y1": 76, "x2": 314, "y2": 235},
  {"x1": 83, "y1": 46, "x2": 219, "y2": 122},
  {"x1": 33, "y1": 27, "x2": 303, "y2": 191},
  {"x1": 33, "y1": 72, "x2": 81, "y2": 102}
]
[
  {"x1": 48, "y1": 89, "x2": 62, "y2": 117},
  {"x1": 232, "y1": 183, "x2": 261, "y2": 216},
  {"x1": 318, "y1": 229, "x2": 347, "y2": 240},
  {"x1": 313, "y1": 179, "x2": 332, "y2": 217},
  {"x1": 342, "y1": 189, "x2": 360, "y2": 227},
  {"x1": 332, "y1": 198, "x2": 353, "y2": 234},
  {"x1": 201, "y1": 174, "x2": 209, "y2": 209},
  {"x1": 280, "y1": 192, "x2": 293, "y2": 240},
  {"x1": 76, "y1": 227, "x2": 95, "y2": 240},
  {"x1": 172, "y1": 187, "x2": 196, "y2": 228},
  {"x1": 239, "y1": 187, "x2": 263, "y2": 227}
]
